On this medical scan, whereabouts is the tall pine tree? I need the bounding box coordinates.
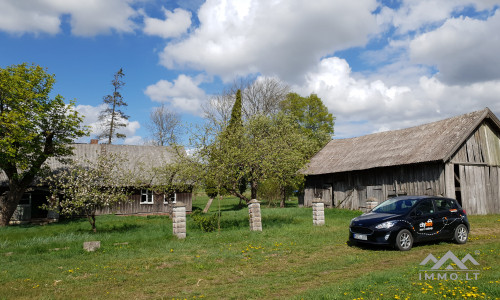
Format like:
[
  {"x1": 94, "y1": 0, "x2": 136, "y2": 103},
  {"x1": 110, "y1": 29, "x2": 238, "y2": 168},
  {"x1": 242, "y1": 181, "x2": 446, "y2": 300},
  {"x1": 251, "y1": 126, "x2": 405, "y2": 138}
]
[{"x1": 98, "y1": 68, "x2": 128, "y2": 144}]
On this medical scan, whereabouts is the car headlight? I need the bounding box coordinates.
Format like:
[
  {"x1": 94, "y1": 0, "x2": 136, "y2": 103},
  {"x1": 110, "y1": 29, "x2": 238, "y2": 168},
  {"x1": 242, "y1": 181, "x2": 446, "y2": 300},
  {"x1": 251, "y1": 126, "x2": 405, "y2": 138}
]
[
  {"x1": 350, "y1": 218, "x2": 357, "y2": 226},
  {"x1": 375, "y1": 221, "x2": 396, "y2": 229}
]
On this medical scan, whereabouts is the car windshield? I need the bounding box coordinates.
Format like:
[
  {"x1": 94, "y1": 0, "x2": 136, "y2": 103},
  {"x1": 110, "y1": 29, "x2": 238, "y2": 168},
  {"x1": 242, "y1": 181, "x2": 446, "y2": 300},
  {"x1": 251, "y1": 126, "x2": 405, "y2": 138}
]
[{"x1": 372, "y1": 198, "x2": 419, "y2": 214}]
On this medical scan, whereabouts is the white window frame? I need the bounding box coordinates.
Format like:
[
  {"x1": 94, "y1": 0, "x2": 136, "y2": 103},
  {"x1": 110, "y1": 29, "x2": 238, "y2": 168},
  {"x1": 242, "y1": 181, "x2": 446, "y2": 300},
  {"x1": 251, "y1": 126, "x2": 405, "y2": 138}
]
[
  {"x1": 140, "y1": 189, "x2": 154, "y2": 204},
  {"x1": 164, "y1": 192, "x2": 176, "y2": 204}
]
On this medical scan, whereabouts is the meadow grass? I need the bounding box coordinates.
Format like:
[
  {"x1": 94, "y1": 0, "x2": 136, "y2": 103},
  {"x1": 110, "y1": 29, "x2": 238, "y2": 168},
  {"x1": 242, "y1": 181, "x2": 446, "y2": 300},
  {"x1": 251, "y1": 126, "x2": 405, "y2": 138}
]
[{"x1": 0, "y1": 195, "x2": 499, "y2": 299}]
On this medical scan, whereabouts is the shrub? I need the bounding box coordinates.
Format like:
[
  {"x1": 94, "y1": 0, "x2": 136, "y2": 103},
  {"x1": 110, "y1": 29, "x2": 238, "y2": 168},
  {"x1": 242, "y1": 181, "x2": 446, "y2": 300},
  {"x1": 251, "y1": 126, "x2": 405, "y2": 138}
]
[{"x1": 191, "y1": 210, "x2": 220, "y2": 232}]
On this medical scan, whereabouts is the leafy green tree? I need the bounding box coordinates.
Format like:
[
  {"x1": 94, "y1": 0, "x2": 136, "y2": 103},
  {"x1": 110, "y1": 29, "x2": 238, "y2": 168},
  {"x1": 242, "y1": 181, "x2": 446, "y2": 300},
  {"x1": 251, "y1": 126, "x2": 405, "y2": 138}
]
[
  {"x1": 0, "y1": 63, "x2": 87, "y2": 226},
  {"x1": 281, "y1": 93, "x2": 335, "y2": 154},
  {"x1": 43, "y1": 154, "x2": 131, "y2": 232},
  {"x1": 98, "y1": 68, "x2": 128, "y2": 144}
]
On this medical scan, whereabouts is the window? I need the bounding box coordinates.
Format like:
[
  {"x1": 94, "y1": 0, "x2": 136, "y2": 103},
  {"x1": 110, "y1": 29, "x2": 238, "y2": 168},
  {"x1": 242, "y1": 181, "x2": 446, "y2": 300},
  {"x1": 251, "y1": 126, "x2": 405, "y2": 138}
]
[
  {"x1": 19, "y1": 193, "x2": 31, "y2": 206},
  {"x1": 141, "y1": 189, "x2": 154, "y2": 204},
  {"x1": 413, "y1": 199, "x2": 434, "y2": 215},
  {"x1": 164, "y1": 192, "x2": 176, "y2": 204},
  {"x1": 435, "y1": 199, "x2": 458, "y2": 211}
]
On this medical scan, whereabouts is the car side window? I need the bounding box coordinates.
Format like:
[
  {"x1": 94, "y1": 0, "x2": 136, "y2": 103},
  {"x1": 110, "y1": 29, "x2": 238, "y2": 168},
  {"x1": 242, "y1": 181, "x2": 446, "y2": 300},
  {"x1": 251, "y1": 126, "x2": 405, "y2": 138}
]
[
  {"x1": 435, "y1": 199, "x2": 452, "y2": 212},
  {"x1": 413, "y1": 199, "x2": 434, "y2": 215}
]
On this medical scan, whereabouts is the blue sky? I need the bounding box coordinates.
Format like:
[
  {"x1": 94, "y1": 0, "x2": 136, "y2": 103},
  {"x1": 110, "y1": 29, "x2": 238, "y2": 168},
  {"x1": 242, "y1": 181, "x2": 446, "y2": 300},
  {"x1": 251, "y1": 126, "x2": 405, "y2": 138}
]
[{"x1": 1, "y1": 0, "x2": 499, "y2": 145}]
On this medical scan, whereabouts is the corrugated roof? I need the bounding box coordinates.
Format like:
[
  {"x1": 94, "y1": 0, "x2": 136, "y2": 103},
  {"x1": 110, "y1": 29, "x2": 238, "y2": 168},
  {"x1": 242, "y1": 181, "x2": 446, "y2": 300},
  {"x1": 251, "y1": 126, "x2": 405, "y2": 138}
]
[
  {"x1": 303, "y1": 108, "x2": 500, "y2": 175},
  {"x1": 1, "y1": 144, "x2": 180, "y2": 186}
]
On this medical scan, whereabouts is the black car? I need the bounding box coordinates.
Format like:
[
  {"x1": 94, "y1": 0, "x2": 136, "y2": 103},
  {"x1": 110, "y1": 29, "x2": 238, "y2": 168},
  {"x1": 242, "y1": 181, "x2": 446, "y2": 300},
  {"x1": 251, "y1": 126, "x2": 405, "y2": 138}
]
[{"x1": 349, "y1": 196, "x2": 469, "y2": 251}]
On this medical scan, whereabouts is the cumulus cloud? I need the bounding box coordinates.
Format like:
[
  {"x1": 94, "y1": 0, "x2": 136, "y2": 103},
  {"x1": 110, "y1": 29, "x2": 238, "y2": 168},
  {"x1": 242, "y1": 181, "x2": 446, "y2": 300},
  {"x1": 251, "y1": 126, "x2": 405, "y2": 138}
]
[
  {"x1": 159, "y1": 0, "x2": 379, "y2": 83},
  {"x1": 75, "y1": 104, "x2": 143, "y2": 144},
  {"x1": 293, "y1": 56, "x2": 500, "y2": 138},
  {"x1": 144, "y1": 74, "x2": 207, "y2": 116},
  {"x1": 377, "y1": 0, "x2": 499, "y2": 35},
  {"x1": 0, "y1": 0, "x2": 137, "y2": 36},
  {"x1": 143, "y1": 7, "x2": 191, "y2": 38},
  {"x1": 410, "y1": 11, "x2": 500, "y2": 84}
]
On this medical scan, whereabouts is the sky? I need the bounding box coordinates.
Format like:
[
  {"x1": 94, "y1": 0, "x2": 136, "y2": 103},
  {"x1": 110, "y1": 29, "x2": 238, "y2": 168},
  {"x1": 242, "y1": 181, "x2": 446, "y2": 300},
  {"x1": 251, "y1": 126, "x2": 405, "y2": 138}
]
[{"x1": 1, "y1": 0, "x2": 500, "y2": 145}]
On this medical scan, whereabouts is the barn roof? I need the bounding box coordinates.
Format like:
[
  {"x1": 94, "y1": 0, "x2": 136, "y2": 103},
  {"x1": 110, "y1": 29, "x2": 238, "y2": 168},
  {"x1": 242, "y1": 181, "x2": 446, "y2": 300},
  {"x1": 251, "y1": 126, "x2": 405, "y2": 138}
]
[
  {"x1": 1, "y1": 144, "x2": 180, "y2": 187},
  {"x1": 303, "y1": 108, "x2": 500, "y2": 175}
]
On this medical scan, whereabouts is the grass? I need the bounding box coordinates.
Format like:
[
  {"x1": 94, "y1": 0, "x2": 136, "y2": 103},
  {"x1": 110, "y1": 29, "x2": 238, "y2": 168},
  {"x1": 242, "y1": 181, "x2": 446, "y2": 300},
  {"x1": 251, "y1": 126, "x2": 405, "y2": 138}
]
[{"x1": 0, "y1": 195, "x2": 499, "y2": 299}]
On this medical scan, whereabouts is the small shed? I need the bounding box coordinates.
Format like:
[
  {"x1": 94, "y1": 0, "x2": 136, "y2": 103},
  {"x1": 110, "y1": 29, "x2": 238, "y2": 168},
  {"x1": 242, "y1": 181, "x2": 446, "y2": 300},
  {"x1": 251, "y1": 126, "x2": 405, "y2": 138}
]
[
  {"x1": 1, "y1": 143, "x2": 193, "y2": 222},
  {"x1": 302, "y1": 108, "x2": 500, "y2": 215}
]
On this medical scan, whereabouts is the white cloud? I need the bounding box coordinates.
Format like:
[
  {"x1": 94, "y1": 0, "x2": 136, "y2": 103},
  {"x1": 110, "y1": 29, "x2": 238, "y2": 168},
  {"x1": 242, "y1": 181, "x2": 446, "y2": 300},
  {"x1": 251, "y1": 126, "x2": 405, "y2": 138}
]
[
  {"x1": 410, "y1": 11, "x2": 500, "y2": 84},
  {"x1": 0, "y1": 0, "x2": 137, "y2": 36},
  {"x1": 293, "y1": 56, "x2": 500, "y2": 138},
  {"x1": 159, "y1": 0, "x2": 379, "y2": 83},
  {"x1": 377, "y1": 0, "x2": 499, "y2": 36},
  {"x1": 75, "y1": 104, "x2": 142, "y2": 144},
  {"x1": 144, "y1": 74, "x2": 206, "y2": 116},
  {"x1": 143, "y1": 7, "x2": 191, "y2": 38}
]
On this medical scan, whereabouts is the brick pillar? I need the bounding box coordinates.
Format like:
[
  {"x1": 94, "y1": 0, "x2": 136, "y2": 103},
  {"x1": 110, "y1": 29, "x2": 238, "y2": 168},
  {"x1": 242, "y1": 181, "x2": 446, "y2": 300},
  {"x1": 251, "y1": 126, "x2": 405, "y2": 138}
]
[
  {"x1": 172, "y1": 203, "x2": 186, "y2": 239},
  {"x1": 312, "y1": 198, "x2": 325, "y2": 226},
  {"x1": 248, "y1": 199, "x2": 262, "y2": 231}
]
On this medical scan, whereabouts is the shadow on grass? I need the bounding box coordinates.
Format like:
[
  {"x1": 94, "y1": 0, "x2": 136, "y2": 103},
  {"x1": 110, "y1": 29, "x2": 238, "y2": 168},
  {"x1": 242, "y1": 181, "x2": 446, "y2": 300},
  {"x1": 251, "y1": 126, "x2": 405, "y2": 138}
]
[
  {"x1": 75, "y1": 222, "x2": 142, "y2": 233},
  {"x1": 347, "y1": 239, "x2": 454, "y2": 252}
]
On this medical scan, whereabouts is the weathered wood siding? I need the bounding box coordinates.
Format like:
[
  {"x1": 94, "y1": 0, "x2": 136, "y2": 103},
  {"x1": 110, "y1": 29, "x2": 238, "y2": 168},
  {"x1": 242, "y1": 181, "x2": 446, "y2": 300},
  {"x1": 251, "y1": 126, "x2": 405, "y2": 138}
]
[
  {"x1": 96, "y1": 192, "x2": 193, "y2": 215},
  {"x1": 303, "y1": 163, "x2": 445, "y2": 210},
  {"x1": 459, "y1": 165, "x2": 500, "y2": 215},
  {"x1": 451, "y1": 122, "x2": 500, "y2": 166}
]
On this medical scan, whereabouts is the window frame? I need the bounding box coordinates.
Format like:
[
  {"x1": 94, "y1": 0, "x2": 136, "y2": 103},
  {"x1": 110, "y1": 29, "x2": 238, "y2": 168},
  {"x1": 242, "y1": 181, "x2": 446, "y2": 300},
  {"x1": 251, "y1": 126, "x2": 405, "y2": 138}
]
[
  {"x1": 164, "y1": 192, "x2": 177, "y2": 204},
  {"x1": 140, "y1": 189, "x2": 154, "y2": 204}
]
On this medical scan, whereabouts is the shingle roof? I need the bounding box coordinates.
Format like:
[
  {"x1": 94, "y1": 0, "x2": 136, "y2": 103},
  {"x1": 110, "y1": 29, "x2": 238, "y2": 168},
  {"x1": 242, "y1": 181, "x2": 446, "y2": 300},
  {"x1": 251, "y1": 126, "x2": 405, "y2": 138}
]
[
  {"x1": 303, "y1": 108, "x2": 500, "y2": 175},
  {"x1": 1, "y1": 144, "x2": 180, "y2": 186}
]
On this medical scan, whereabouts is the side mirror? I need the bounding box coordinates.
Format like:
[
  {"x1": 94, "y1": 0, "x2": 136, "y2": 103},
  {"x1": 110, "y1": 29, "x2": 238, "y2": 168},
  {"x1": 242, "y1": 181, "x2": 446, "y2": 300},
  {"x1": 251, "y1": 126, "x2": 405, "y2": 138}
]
[{"x1": 415, "y1": 210, "x2": 423, "y2": 217}]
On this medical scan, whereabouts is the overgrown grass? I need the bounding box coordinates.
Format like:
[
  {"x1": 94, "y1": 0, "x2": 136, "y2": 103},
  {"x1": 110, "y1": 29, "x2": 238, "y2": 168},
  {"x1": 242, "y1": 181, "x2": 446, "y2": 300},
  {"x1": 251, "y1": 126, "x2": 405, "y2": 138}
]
[{"x1": 1, "y1": 195, "x2": 499, "y2": 299}]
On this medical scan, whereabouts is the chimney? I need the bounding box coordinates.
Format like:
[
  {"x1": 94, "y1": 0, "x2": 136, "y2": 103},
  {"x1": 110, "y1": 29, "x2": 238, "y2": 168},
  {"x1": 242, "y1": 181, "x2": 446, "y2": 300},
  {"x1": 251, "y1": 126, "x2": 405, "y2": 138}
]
[{"x1": 90, "y1": 139, "x2": 99, "y2": 144}]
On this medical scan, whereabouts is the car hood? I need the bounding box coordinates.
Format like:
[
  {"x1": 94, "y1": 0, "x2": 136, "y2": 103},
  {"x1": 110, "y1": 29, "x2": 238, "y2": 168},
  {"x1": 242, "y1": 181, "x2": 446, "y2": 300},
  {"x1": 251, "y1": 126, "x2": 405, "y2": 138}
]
[{"x1": 351, "y1": 212, "x2": 400, "y2": 227}]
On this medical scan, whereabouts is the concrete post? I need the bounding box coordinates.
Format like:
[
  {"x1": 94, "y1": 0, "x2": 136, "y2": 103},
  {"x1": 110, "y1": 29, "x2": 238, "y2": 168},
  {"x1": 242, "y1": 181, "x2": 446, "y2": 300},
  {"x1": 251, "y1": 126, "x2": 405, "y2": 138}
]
[
  {"x1": 248, "y1": 199, "x2": 262, "y2": 231},
  {"x1": 172, "y1": 202, "x2": 186, "y2": 239},
  {"x1": 312, "y1": 198, "x2": 325, "y2": 226}
]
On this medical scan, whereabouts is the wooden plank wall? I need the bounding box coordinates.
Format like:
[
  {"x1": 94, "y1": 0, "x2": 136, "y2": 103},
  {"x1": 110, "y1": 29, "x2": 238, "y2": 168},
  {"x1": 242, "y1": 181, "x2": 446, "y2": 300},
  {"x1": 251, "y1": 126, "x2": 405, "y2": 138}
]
[
  {"x1": 451, "y1": 122, "x2": 500, "y2": 166},
  {"x1": 459, "y1": 165, "x2": 500, "y2": 215},
  {"x1": 96, "y1": 192, "x2": 193, "y2": 215},
  {"x1": 304, "y1": 163, "x2": 445, "y2": 210}
]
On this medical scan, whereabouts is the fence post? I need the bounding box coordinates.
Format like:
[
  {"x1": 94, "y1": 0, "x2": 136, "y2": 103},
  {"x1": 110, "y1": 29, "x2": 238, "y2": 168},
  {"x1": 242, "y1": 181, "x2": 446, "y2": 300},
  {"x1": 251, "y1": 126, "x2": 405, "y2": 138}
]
[
  {"x1": 312, "y1": 198, "x2": 325, "y2": 226},
  {"x1": 248, "y1": 199, "x2": 262, "y2": 231},
  {"x1": 172, "y1": 202, "x2": 186, "y2": 239}
]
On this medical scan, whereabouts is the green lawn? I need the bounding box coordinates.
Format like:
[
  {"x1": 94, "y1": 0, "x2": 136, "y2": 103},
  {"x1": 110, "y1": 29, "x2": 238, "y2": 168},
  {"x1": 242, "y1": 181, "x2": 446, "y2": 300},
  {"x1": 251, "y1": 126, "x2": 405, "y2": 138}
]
[{"x1": 1, "y1": 195, "x2": 499, "y2": 299}]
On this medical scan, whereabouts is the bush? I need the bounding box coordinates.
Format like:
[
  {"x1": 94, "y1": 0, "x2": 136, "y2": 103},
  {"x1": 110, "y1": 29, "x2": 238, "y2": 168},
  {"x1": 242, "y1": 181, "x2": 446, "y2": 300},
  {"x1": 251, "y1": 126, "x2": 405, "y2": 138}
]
[{"x1": 191, "y1": 210, "x2": 220, "y2": 232}]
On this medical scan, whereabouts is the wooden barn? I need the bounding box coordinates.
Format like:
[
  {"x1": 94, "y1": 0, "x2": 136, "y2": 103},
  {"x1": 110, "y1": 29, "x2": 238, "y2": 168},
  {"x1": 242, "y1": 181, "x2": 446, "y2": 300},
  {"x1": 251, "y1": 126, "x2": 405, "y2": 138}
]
[
  {"x1": 301, "y1": 108, "x2": 500, "y2": 215},
  {"x1": 1, "y1": 142, "x2": 193, "y2": 223}
]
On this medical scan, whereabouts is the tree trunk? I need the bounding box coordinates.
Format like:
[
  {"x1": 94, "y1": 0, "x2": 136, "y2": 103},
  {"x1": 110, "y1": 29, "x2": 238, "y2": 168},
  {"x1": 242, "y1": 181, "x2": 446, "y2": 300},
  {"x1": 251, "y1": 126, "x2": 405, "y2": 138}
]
[
  {"x1": 203, "y1": 197, "x2": 214, "y2": 213},
  {"x1": 280, "y1": 186, "x2": 286, "y2": 208},
  {"x1": 0, "y1": 186, "x2": 26, "y2": 227},
  {"x1": 250, "y1": 180, "x2": 258, "y2": 200},
  {"x1": 87, "y1": 213, "x2": 97, "y2": 233}
]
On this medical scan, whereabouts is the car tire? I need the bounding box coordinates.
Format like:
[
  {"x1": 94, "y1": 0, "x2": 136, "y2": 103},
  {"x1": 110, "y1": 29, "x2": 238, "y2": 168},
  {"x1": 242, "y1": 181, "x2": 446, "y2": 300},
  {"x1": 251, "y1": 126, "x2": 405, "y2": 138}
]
[
  {"x1": 453, "y1": 224, "x2": 468, "y2": 244},
  {"x1": 395, "y1": 229, "x2": 413, "y2": 251}
]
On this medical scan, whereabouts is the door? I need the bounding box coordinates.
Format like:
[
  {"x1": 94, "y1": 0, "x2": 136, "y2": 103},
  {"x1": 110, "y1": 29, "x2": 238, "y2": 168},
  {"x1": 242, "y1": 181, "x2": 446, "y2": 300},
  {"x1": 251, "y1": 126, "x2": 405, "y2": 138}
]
[{"x1": 410, "y1": 199, "x2": 441, "y2": 241}]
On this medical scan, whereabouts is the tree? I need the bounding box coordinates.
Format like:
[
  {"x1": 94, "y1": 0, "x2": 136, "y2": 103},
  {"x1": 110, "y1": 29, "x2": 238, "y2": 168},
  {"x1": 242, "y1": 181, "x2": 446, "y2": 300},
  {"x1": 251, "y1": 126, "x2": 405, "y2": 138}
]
[
  {"x1": 202, "y1": 77, "x2": 289, "y2": 129},
  {"x1": 280, "y1": 93, "x2": 335, "y2": 155},
  {"x1": 0, "y1": 63, "x2": 87, "y2": 226},
  {"x1": 147, "y1": 104, "x2": 181, "y2": 146},
  {"x1": 98, "y1": 68, "x2": 128, "y2": 144},
  {"x1": 43, "y1": 154, "x2": 131, "y2": 232}
]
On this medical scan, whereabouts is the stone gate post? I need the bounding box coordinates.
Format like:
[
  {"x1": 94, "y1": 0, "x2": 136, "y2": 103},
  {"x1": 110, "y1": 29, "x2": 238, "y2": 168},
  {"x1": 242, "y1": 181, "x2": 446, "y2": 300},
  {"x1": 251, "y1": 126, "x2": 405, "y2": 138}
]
[
  {"x1": 248, "y1": 199, "x2": 262, "y2": 231},
  {"x1": 172, "y1": 202, "x2": 186, "y2": 239},
  {"x1": 312, "y1": 198, "x2": 325, "y2": 226}
]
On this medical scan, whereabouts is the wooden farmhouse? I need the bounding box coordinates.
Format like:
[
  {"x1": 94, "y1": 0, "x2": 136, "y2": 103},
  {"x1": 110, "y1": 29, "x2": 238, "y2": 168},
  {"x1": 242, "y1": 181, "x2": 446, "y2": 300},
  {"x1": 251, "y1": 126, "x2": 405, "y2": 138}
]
[
  {"x1": 301, "y1": 108, "x2": 500, "y2": 215},
  {"x1": 1, "y1": 142, "x2": 193, "y2": 223}
]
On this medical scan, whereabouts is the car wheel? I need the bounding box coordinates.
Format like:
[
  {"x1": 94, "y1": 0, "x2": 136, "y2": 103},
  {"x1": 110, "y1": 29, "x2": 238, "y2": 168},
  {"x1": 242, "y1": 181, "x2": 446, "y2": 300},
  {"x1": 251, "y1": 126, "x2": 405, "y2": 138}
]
[
  {"x1": 395, "y1": 229, "x2": 413, "y2": 251},
  {"x1": 453, "y1": 224, "x2": 468, "y2": 244}
]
